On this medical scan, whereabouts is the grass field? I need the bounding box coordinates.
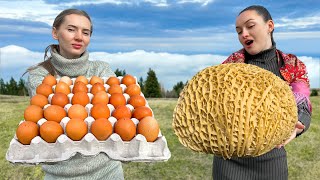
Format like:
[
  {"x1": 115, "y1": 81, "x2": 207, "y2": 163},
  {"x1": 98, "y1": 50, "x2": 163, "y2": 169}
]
[{"x1": 1, "y1": 95, "x2": 319, "y2": 180}]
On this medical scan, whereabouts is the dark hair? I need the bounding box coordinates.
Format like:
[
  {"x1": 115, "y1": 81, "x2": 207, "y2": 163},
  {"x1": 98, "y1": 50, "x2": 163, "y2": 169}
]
[
  {"x1": 239, "y1": 5, "x2": 275, "y2": 44},
  {"x1": 24, "y1": 9, "x2": 92, "y2": 76}
]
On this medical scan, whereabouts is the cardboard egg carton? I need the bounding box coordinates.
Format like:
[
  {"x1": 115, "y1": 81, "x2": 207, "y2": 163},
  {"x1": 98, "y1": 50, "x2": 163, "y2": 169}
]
[{"x1": 6, "y1": 76, "x2": 171, "y2": 164}]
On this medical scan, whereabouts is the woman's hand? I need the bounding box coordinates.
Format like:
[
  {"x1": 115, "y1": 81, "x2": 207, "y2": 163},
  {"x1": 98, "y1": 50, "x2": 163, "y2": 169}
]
[{"x1": 276, "y1": 121, "x2": 305, "y2": 149}]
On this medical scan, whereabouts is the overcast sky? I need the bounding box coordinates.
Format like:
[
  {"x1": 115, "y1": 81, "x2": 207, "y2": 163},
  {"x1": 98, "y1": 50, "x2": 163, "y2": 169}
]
[{"x1": 0, "y1": 0, "x2": 319, "y2": 89}]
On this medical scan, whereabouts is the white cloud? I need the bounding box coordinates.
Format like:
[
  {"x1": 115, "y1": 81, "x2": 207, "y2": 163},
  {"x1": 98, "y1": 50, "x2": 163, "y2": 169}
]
[
  {"x1": 0, "y1": 0, "x2": 215, "y2": 27},
  {"x1": 99, "y1": 20, "x2": 141, "y2": 28},
  {"x1": 1, "y1": 45, "x2": 319, "y2": 90},
  {"x1": 61, "y1": 0, "x2": 170, "y2": 7},
  {"x1": 0, "y1": 45, "x2": 44, "y2": 81},
  {"x1": 0, "y1": 1, "x2": 60, "y2": 26},
  {"x1": 124, "y1": 0, "x2": 169, "y2": 6},
  {"x1": 0, "y1": 45, "x2": 43, "y2": 68},
  {"x1": 275, "y1": 31, "x2": 320, "y2": 39},
  {"x1": 0, "y1": 25, "x2": 51, "y2": 34},
  {"x1": 88, "y1": 29, "x2": 320, "y2": 56},
  {"x1": 298, "y1": 56, "x2": 320, "y2": 89},
  {"x1": 177, "y1": 0, "x2": 213, "y2": 6},
  {"x1": 91, "y1": 32, "x2": 241, "y2": 54},
  {"x1": 0, "y1": 0, "x2": 134, "y2": 26},
  {"x1": 91, "y1": 50, "x2": 226, "y2": 89},
  {"x1": 275, "y1": 14, "x2": 320, "y2": 29},
  {"x1": 60, "y1": 0, "x2": 128, "y2": 7}
]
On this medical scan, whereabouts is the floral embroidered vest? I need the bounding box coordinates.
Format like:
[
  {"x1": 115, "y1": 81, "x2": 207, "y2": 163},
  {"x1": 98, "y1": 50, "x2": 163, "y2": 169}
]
[{"x1": 222, "y1": 49, "x2": 312, "y2": 112}]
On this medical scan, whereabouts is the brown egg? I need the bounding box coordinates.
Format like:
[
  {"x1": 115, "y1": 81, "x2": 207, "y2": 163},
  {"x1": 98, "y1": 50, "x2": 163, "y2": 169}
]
[
  {"x1": 90, "y1": 103, "x2": 110, "y2": 119},
  {"x1": 109, "y1": 93, "x2": 126, "y2": 108},
  {"x1": 66, "y1": 118, "x2": 88, "y2": 141},
  {"x1": 24, "y1": 105, "x2": 44, "y2": 123},
  {"x1": 40, "y1": 121, "x2": 64, "y2": 143},
  {"x1": 59, "y1": 76, "x2": 72, "y2": 86},
  {"x1": 55, "y1": 81, "x2": 71, "y2": 95},
  {"x1": 125, "y1": 84, "x2": 141, "y2": 96},
  {"x1": 42, "y1": 74, "x2": 57, "y2": 86},
  {"x1": 36, "y1": 83, "x2": 53, "y2": 97},
  {"x1": 106, "y1": 77, "x2": 120, "y2": 86},
  {"x1": 30, "y1": 94, "x2": 49, "y2": 108},
  {"x1": 108, "y1": 84, "x2": 123, "y2": 95},
  {"x1": 90, "y1": 118, "x2": 113, "y2": 140},
  {"x1": 114, "y1": 117, "x2": 136, "y2": 141},
  {"x1": 75, "y1": 75, "x2": 88, "y2": 85},
  {"x1": 112, "y1": 105, "x2": 132, "y2": 120},
  {"x1": 137, "y1": 116, "x2": 160, "y2": 142},
  {"x1": 71, "y1": 91, "x2": 90, "y2": 106},
  {"x1": 90, "y1": 83, "x2": 105, "y2": 95},
  {"x1": 128, "y1": 95, "x2": 146, "y2": 108},
  {"x1": 72, "y1": 81, "x2": 88, "y2": 93},
  {"x1": 44, "y1": 105, "x2": 67, "y2": 123},
  {"x1": 132, "y1": 106, "x2": 153, "y2": 120},
  {"x1": 51, "y1": 92, "x2": 69, "y2": 108},
  {"x1": 89, "y1": 76, "x2": 104, "y2": 85},
  {"x1": 68, "y1": 104, "x2": 88, "y2": 120},
  {"x1": 121, "y1": 74, "x2": 136, "y2": 86},
  {"x1": 16, "y1": 121, "x2": 39, "y2": 145},
  {"x1": 91, "y1": 91, "x2": 109, "y2": 105}
]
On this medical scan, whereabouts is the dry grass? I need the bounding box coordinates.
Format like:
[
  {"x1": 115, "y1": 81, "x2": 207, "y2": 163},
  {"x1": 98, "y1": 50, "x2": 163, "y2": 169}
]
[{"x1": 1, "y1": 95, "x2": 319, "y2": 179}]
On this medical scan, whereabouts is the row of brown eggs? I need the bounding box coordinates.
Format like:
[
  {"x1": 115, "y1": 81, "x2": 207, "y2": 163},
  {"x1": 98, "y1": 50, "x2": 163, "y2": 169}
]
[
  {"x1": 16, "y1": 115, "x2": 159, "y2": 145},
  {"x1": 16, "y1": 75, "x2": 160, "y2": 146}
]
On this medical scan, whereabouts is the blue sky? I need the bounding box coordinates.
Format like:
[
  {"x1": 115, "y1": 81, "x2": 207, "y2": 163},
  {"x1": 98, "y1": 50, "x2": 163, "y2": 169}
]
[{"x1": 0, "y1": 0, "x2": 319, "y2": 89}]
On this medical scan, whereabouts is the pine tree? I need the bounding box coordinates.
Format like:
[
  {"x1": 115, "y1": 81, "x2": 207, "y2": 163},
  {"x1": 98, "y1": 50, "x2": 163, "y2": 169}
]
[
  {"x1": 143, "y1": 68, "x2": 161, "y2": 98},
  {"x1": 173, "y1": 81, "x2": 185, "y2": 97},
  {"x1": 114, "y1": 68, "x2": 126, "y2": 76},
  {"x1": 138, "y1": 77, "x2": 144, "y2": 92},
  {"x1": 0, "y1": 78, "x2": 5, "y2": 94},
  {"x1": 18, "y1": 78, "x2": 28, "y2": 96},
  {"x1": 8, "y1": 77, "x2": 18, "y2": 95}
]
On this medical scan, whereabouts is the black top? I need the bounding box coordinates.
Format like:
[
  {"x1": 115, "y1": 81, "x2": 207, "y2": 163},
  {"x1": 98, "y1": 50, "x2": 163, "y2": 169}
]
[{"x1": 245, "y1": 45, "x2": 283, "y2": 79}]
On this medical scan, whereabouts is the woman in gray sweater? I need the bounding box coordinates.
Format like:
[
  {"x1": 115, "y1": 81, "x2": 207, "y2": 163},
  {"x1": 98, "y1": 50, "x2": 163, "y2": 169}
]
[
  {"x1": 213, "y1": 5, "x2": 312, "y2": 180},
  {"x1": 26, "y1": 9, "x2": 124, "y2": 180}
]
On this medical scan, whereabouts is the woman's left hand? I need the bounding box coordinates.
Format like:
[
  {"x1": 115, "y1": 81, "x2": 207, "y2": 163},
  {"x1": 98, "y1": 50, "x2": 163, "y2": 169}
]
[{"x1": 276, "y1": 121, "x2": 305, "y2": 149}]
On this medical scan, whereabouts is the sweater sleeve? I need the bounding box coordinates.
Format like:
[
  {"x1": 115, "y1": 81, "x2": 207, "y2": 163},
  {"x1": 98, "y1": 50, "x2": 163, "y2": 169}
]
[
  {"x1": 27, "y1": 66, "x2": 50, "y2": 97},
  {"x1": 98, "y1": 61, "x2": 116, "y2": 77},
  {"x1": 87, "y1": 61, "x2": 116, "y2": 78}
]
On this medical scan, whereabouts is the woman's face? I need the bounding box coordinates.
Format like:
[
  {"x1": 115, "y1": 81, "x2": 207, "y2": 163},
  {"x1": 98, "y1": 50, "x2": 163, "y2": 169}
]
[
  {"x1": 235, "y1": 10, "x2": 274, "y2": 55},
  {"x1": 52, "y1": 14, "x2": 91, "y2": 59}
]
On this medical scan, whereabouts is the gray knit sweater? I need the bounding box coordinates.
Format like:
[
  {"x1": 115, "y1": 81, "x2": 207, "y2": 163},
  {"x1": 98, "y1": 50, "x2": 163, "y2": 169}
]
[{"x1": 27, "y1": 47, "x2": 124, "y2": 180}]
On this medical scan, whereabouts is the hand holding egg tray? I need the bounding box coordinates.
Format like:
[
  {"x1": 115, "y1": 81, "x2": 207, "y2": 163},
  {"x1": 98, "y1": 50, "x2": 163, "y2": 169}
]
[{"x1": 6, "y1": 75, "x2": 171, "y2": 164}]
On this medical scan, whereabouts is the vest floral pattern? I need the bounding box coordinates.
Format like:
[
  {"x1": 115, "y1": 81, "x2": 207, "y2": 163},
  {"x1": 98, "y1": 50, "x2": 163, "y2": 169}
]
[{"x1": 222, "y1": 49, "x2": 312, "y2": 112}]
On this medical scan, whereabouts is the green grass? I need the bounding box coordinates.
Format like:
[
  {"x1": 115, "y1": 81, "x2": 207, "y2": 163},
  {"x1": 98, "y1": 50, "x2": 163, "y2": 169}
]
[{"x1": 1, "y1": 95, "x2": 319, "y2": 179}]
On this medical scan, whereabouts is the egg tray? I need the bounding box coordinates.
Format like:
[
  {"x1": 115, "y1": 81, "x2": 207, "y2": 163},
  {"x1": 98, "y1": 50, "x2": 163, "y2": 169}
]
[
  {"x1": 6, "y1": 115, "x2": 171, "y2": 164},
  {"x1": 6, "y1": 76, "x2": 171, "y2": 164}
]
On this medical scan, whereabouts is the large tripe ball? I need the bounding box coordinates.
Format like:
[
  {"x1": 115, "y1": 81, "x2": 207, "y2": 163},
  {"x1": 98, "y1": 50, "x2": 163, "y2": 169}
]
[{"x1": 172, "y1": 63, "x2": 297, "y2": 159}]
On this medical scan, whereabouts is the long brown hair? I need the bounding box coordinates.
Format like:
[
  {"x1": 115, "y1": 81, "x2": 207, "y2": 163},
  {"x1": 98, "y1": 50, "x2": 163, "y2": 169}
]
[{"x1": 24, "y1": 9, "x2": 93, "y2": 76}]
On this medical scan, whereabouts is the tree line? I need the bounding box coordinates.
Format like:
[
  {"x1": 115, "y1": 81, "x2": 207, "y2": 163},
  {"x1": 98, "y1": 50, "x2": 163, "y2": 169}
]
[
  {"x1": 0, "y1": 77, "x2": 29, "y2": 96},
  {"x1": 3, "y1": 70, "x2": 317, "y2": 98},
  {"x1": 0, "y1": 68, "x2": 187, "y2": 98},
  {"x1": 114, "y1": 68, "x2": 186, "y2": 98}
]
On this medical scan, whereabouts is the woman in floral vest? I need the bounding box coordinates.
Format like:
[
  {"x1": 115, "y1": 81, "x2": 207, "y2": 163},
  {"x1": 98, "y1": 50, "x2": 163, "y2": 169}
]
[{"x1": 213, "y1": 5, "x2": 312, "y2": 180}]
